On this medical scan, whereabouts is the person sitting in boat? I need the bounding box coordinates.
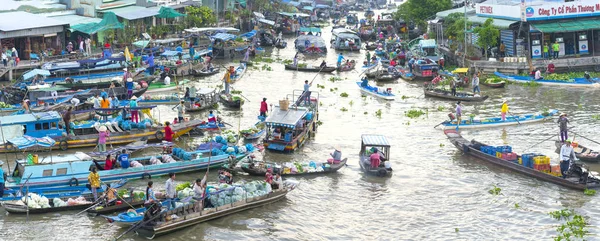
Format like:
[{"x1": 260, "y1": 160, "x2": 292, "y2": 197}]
[
  {"x1": 101, "y1": 183, "x2": 118, "y2": 205},
  {"x1": 117, "y1": 149, "x2": 130, "y2": 169},
  {"x1": 143, "y1": 199, "x2": 162, "y2": 226},
  {"x1": 361, "y1": 77, "x2": 369, "y2": 87},
  {"x1": 272, "y1": 173, "x2": 283, "y2": 191},
  {"x1": 320, "y1": 60, "x2": 327, "y2": 68},
  {"x1": 265, "y1": 169, "x2": 274, "y2": 185},
  {"x1": 146, "y1": 181, "x2": 159, "y2": 204},
  {"x1": 218, "y1": 170, "x2": 233, "y2": 184},
  {"x1": 208, "y1": 110, "x2": 217, "y2": 123},
  {"x1": 560, "y1": 139, "x2": 578, "y2": 178},
  {"x1": 387, "y1": 65, "x2": 397, "y2": 75},
  {"x1": 534, "y1": 68, "x2": 543, "y2": 80},
  {"x1": 329, "y1": 146, "x2": 342, "y2": 164},
  {"x1": 273, "y1": 128, "x2": 282, "y2": 140},
  {"x1": 370, "y1": 149, "x2": 382, "y2": 168},
  {"x1": 546, "y1": 61, "x2": 555, "y2": 74}
]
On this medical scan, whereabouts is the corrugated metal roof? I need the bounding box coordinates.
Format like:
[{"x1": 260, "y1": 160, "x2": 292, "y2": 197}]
[
  {"x1": 435, "y1": 7, "x2": 475, "y2": 19},
  {"x1": 361, "y1": 134, "x2": 390, "y2": 147},
  {"x1": 103, "y1": 6, "x2": 160, "y2": 20},
  {"x1": 265, "y1": 107, "x2": 308, "y2": 128},
  {"x1": 50, "y1": 14, "x2": 102, "y2": 26},
  {"x1": 1, "y1": 111, "x2": 62, "y2": 126},
  {"x1": 468, "y1": 16, "x2": 516, "y2": 29},
  {"x1": 0, "y1": 11, "x2": 67, "y2": 32}
]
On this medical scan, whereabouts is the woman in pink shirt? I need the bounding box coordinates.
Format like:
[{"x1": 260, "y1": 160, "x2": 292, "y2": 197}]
[
  {"x1": 370, "y1": 149, "x2": 381, "y2": 168},
  {"x1": 97, "y1": 126, "x2": 109, "y2": 152}
]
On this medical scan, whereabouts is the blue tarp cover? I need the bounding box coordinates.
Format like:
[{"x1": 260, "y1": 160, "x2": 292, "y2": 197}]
[{"x1": 8, "y1": 135, "x2": 56, "y2": 149}]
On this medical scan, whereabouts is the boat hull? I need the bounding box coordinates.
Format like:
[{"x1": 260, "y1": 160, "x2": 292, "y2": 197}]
[
  {"x1": 424, "y1": 88, "x2": 488, "y2": 102},
  {"x1": 284, "y1": 65, "x2": 337, "y2": 73},
  {"x1": 240, "y1": 158, "x2": 347, "y2": 176},
  {"x1": 495, "y1": 72, "x2": 600, "y2": 87},
  {"x1": 554, "y1": 141, "x2": 600, "y2": 163},
  {"x1": 441, "y1": 109, "x2": 559, "y2": 129},
  {"x1": 357, "y1": 82, "x2": 395, "y2": 100}
]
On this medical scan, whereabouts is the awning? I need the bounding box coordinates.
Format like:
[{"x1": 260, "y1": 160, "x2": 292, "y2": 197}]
[
  {"x1": 70, "y1": 12, "x2": 124, "y2": 35},
  {"x1": 239, "y1": 30, "x2": 257, "y2": 39},
  {"x1": 265, "y1": 107, "x2": 308, "y2": 128},
  {"x1": 302, "y1": 6, "x2": 314, "y2": 11},
  {"x1": 104, "y1": 6, "x2": 159, "y2": 20},
  {"x1": 7, "y1": 136, "x2": 56, "y2": 149},
  {"x1": 253, "y1": 12, "x2": 265, "y2": 18},
  {"x1": 156, "y1": 6, "x2": 186, "y2": 18},
  {"x1": 184, "y1": 27, "x2": 240, "y2": 33},
  {"x1": 212, "y1": 33, "x2": 237, "y2": 41},
  {"x1": 22, "y1": 69, "x2": 51, "y2": 81},
  {"x1": 300, "y1": 27, "x2": 321, "y2": 33},
  {"x1": 279, "y1": 12, "x2": 310, "y2": 17},
  {"x1": 258, "y1": 18, "x2": 275, "y2": 26},
  {"x1": 468, "y1": 16, "x2": 516, "y2": 29},
  {"x1": 435, "y1": 7, "x2": 475, "y2": 19},
  {"x1": 361, "y1": 134, "x2": 390, "y2": 147},
  {"x1": 530, "y1": 19, "x2": 600, "y2": 33},
  {"x1": 315, "y1": 4, "x2": 330, "y2": 9}
]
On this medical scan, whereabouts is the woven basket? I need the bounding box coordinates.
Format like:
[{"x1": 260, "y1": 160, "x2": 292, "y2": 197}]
[{"x1": 279, "y1": 100, "x2": 289, "y2": 110}]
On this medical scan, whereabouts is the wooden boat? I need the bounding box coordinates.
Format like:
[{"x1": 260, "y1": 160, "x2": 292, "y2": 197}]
[
  {"x1": 3, "y1": 196, "x2": 94, "y2": 214},
  {"x1": 240, "y1": 158, "x2": 347, "y2": 176},
  {"x1": 184, "y1": 88, "x2": 218, "y2": 112},
  {"x1": 103, "y1": 200, "x2": 175, "y2": 227},
  {"x1": 359, "y1": 134, "x2": 392, "y2": 177},
  {"x1": 241, "y1": 121, "x2": 265, "y2": 140},
  {"x1": 362, "y1": 58, "x2": 380, "y2": 71},
  {"x1": 55, "y1": 69, "x2": 148, "y2": 90},
  {"x1": 337, "y1": 61, "x2": 356, "y2": 72},
  {"x1": 88, "y1": 199, "x2": 146, "y2": 216},
  {"x1": 195, "y1": 121, "x2": 226, "y2": 131},
  {"x1": 481, "y1": 81, "x2": 506, "y2": 88},
  {"x1": 494, "y1": 72, "x2": 600, "y2": 87},
  {"x1": 397, "y1": 67, "x2": 415, "y2": 81},
  {"x1": 440, "y1": 109, "x2": 559, "y2": 129},
  {"x1": 147, "y1": 79, "x2": 190, "y2": 93},
  {"x1": 135, "y1": 187, "x2": 295, "y2": 239},
  {"x1": 375, "y1": 73, "x2": 400, "y2": 82},
  {"x1": 554, "y1": 141, "x2": 600, "y2": 163},
  {"x1": 191, "y1": 67, "x2": 220, "y2": 77},
  {"x1": 218, "y1": 91, "x2": 243, "y2": 109},
  {"x1": 230, "y1": 63, "x2": 247, "y2": 82},
  {"x1": 423, "y1": 86, "x2": 489, "y2": 102},
  {"x1": 1, "y1": 179, "x2": 126, "y2": 201},
  {"x1": 284, "y1": 64, "x2": 337, "y2": 73},
  {"x1": 365, "y1": 43, "x2": 377, "y2": 50},
  {"x1": 445, "y1": 129, "x2": 600, "y2": 190},
  {"x1": 356, "y1": 81, "x2": 395, "y2": 100}
]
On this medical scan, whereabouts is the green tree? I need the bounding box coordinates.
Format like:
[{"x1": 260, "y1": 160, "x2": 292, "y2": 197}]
[
  {"x1": 185, "y1": 6, "x2": 217, "y2": 27},
  {"x1": 394, "y1": 0, "x2": 452, "y2": 30},
  {"x1": 474, "y1": 18, "x2": 500, "y2": 59},
  {"x1": 444, "y1": 13, "x2": 471, "y2": 50}
]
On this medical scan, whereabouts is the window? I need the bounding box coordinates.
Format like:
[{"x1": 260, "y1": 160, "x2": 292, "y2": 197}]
[
  {"x1": 42, "y1": 169, "x2": 53, "y2": 177},
  {"x1": 35, "y1": 123, "x2": 42, "y2": 130},
  {"x1": 51, "y1": 122, "x2": 57, "y2": 129},
  {"x1": 42, "y1": 122, "x2": 50, "y2": 130},
  {"x1": 56, "y1": 168, "x2": 67, "y2": 175}
]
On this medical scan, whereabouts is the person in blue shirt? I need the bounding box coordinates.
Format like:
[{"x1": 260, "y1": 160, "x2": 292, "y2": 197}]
[
  {"x1": 337, "y1": 53, "x2": 344, "y2": 68},
  {"x1": 110, "y1": 95, "x2": 119, "y2": 108},
  {"x1": 146, "y1": 53, "x2": 155, "y2": 75},
  {"x1": 117, "y1": 149, "x2": 130, "y2": 169},
  {"x1": 189, "y1": 46, "x2": 195, "y2": 60},
  {"x1": 303, "y1": 80, "x2": 312, "y2": 105},
  {"x1": 146, "y1": 181, "x2": 158, "y2": 203},
  {"x1": 0, "y1": 161, "x2": 6, "y2": 197},
  {"x1": 361, "y1": 77, "x2": 369, "y2": 87},
  {"x1": 408, "y1": 57, "x2": 415, "y2": 73},
  {"x1": 125, "y1": 78, "x2": 134, "y2": 99}
]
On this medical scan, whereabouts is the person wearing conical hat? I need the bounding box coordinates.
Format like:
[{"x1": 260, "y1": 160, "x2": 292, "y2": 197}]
[
  {"x1": 560, "y1": 138, "x2": 577, "y2": 178},
  {"x1": 330, "y1": 146, "x2": 342, "y2": 164},
  {"x1": 557, "y1": 113, "x2": 570, "y2": 142},
  {"x1": 97, "y1": 125, "x2": 110, "y2": 152},
  {"x1": 126, "y1": 77, "x2": 134, "y2": 99},
  {"x1": 130, "y1": 96, "x2": 139, "y2": 123}
]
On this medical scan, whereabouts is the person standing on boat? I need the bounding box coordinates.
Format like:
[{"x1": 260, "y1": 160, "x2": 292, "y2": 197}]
[
  {"x1": 97, "y1": 126, "x2": 109, "y2": 152},
  {"x1": 146, "y1": 181, "x2": 159, "y2": 203},
  {"x1": 189, "y1": 85, "x2": 197, "y2": 106},
  {"x1": 560, "y1": 139, "x2": 577, "y2": 178},
  {"x1": 118, "y1": 149, "x2": 130, "y2": 169},
  {"x1": 122, "y1": 68, "x2": 132, "y2": 86},
  {"x1": 366, "y1": 51, "x2": 371, "y2": 65},
  {"x1": 164, "y1": 121, "x2": 174, "y2": 143},
  {"x1": 500, "y1": 99, "x2": 509, "y2": 121},
  {"x1": 337, "y1": 53, "x2": 345, "y2": 68},
  {"x1": 189, "y1": 45, "x2": 195, "y2": 61},
  {"x1": 88, "y1": 167, "x2": 101, "y2": 201},
  {"x1": 172, "y1": 100, "x2": 185, "y2": 122},
  {"x1": 260, "y1": 98, "x2": 268, "y2": 117},
  {"x1": 93, "y1": 94, "x2": 101, "y2": 109},
  {"x1": 208, "y1": 110, "x2": 217, "y2": 123},
  {"x1": 243, "y1": 47, "x2": 251, "y2": 62},
  {"x1": 455, "y1": 101, "x2": 462, "y2": 128},
  {"x1": 165, "y1": 172, "x2": 177, "y2": 209},
  {"x1": 129, "y1": 96, "x2": 139, "y2": 123},
  {"x1": 370, "y1": 149, "x2": 381, "y2": 168},
  {"x1": 273, "y1": 173, "x2": 283, "y2": 191},
  {"x1": 408, "y1": 57, "x2": 415, "y2": 73},
  {"x1": 63, "y1": 106, "x2": 72, "y2": 135},
  {"x1": 292, "y1": 52, "x2": 299, "y2": 67},
  {"x1": 0, "y1": 161, "x2": 6, "y2": 198},
  {"x1": 192, "y1": 175, "x2": 207, "y2": 200},
  {"x1": 110, "y1": 95, "x2": 119, "y2": 109},
  {"x1": 85, "y1": 38, "x2": 91, "y2": 56},
  {"x1": 126, "y1": 78, "x2": 134, "y2": 99},
  {"x1": 303, "y1": 80, "x2": 312, "y2": 105},
  {"x1": 472, "y1": 73, "x2": 480, "y2": 94},
  {"x1": 100, "y1": 96, "x2": 110, "y2": 121},
  {"x1": 557, "y1": 113, "x2": 570, "y2": 142},
  {"x1": 222, "y1": 66, "x2": 232, "y2": 95},
  {"x1": 146, "y1": 53, "x2": 155, "y2": 75}
]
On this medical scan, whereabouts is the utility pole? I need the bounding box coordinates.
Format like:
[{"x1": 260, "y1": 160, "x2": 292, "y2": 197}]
[{"x1": 463, "y1": 0, "x2": 467, "y2": 66}]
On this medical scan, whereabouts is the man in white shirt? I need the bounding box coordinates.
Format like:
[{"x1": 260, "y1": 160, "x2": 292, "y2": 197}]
[
  {"x1": 164, "y1": 75, "x2": 171, "y2": 85},
  {"x1": 272, "y1": 173, "x2": 283, "y2": 190},
  {"x1": 534, "y1": 69, "x2": 543, "y2": 80},
  {"x1": 165, "y1": 172, "x2": 177, "y2": 209},
  {"x1": 560, "y1": 139, "x2": 577, "y2": 178}
]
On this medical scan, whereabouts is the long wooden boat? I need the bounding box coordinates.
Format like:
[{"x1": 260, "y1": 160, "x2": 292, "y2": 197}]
[
  {"x1": 240, "y1": 158, "x2": 347, "y2": 176},
  {"x1": 146, "y1": 79, "x2": 190, "y2": 93},
  {"x1": 481, "y1": 81, "x2": 506, "y2": 88},
  {"x1": 337, "y1": 61, "x2": 356, "y2": 72},
  {"x1": 554, "y1": 141, "x2": 600, "y2": 163},
  {"x1": 241, "y1": 121, "x2": 265, "y2": 140},
  {"x1": 191, "y1": 67, "x2": 220, "y2": 77},
  {"x1": 423, "y1": 87, "x2": 489, "y2": 102},
  {"x1": 440, "y1": 109, "x2": 559, "y2": 130},
  {"x1": 135, "y1": 187, "x2": 294, "y2": 239},
  {"x1": 445, "y1": 129, "x2": 600, "y2": 190},
  {"x1": 3, "y1": 196, "x2": 94, "y2": 214},
  {"x1": 494, "y1": 72, "x2": 600, "y2": 87},
  {"x1": 375, "y1": 73, "x2": 400, "y2": 82},
  {"x1": 356, "y1": 81, "x2": 395, "y2": 100},
  {"x1": 88, "y1": 199, "x2": 147, "y2": 216},
  {"x1": 1, "y1": 179, "x2": 126, "y2": 201},
  {"x1": 284, "y1": 64, "x2": 337, "y2": 73},
  {"x1": 230, "y1": 63, "x2": 247, "y2": 82}
]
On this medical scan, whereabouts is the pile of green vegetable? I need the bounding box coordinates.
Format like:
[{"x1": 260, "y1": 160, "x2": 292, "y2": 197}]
[
  {"x1": 545, "y1": 73, "x2": 574, "y2": 82},
  {"x1": 241, "y1": 122, "x2": 265, "y2": 135},
  {"x1": 0, "y1": 102, "x2": 13, "y2": 108},
  {"x1": 176, "y1": 182, "x2": 191, "y2": 192},
  {"x1": 485, "y1": 76, "x2": 504, "y2": 83}
]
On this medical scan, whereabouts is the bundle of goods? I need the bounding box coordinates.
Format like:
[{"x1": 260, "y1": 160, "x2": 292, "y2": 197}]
[
  {"x1": 207, "y1": 181, "x2": 272, "y2": 207},
  {"x1": 0, "y1": 102, "x2": 14, "y2": 108},
  {"x1": 143, "y1": 94, "x2": 180, "y2": 101},
  {"x1": 240, "y1": 122, "x2": 265, "y2": 135},
  {"x1": 280, "y1": 161, "x2": 328, "y2": 174},
  {"x1": 532, "y1": 155, "x2": 551, "y2": 173},
  {"x1": 118, "y1": 118, "x2": 153, "y2": 131},
  {"x1": 17, "y1": 193, "x2": 51, "y2": 209},
  {"x1": 210, "y1": 143, "x2": 255, "y2": 157},
  {"x1": 480, "y1": 145, "x2": 517, "y2": 161},
  {"x1": 130, "y1": 160, "x2": 144, "y2": 168},
  {"x1": 131, "y1": 191, "x2": 146, "y2": 201}
]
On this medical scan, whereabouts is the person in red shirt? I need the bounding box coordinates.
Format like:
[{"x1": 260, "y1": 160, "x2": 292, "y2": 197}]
[
  {"x1": 105, "y1": 154, "x2": 114, "y2": 170},
  {"x1": 104, "y1": 42, "x2": 111, "y2": 48},
  {"x1": 546, "y1": 61, "x2": 555, "y2": 74},
  {"x1": 260, "y1": 98, "x2": 268, "y2": 117},
  {"x1": 164, "y1": 121, "x2": 174, "y2": 142}
]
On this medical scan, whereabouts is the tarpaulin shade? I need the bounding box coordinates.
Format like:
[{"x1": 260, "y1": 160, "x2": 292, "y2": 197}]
[
  {"x1": 70, "y1": 12, "x2": 124, "y2": 35},
  {"x1": 157, "y1": 6, "x2": 186, "y2": 18}
]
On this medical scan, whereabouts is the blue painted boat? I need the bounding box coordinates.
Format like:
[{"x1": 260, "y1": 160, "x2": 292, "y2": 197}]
[
  {"x1": 241, "y1": 119, "x2": 265, "y2": 140},
  {"x1": 440, "y1": 109, "x2": 559, "y2": 130},
  {"x1": 494, "y1": 72, "x2": 600, "y2": 87},
  {"x1": 195, "y1": 121, "x2": 226, "y2": 131},
  {"x1": 362, "y1": 57, "x2": 380, "y2": 71},
  {"x1": 5, "y1": 150, "x2": 250, "y2": 189},
  {"x1": 356, "y1": 81, "x2": 395, "y2": 100},
  {"x1": 230, "y1": 63, "x2": 247, "y2": 82},
  {"x1": 104, "y1": 206, "x2": 148, "y2": 227},
  {"x1": 1, "y1": 179, "x2": 126, "y2": 201}
]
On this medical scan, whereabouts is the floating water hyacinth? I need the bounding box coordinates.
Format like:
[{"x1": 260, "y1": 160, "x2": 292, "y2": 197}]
[{"x1": 340, "y1": 92, "x2": 348, "y2": 97}]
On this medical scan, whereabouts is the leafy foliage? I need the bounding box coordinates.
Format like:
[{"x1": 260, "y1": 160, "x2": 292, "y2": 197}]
[
  {"x1": 474, "y1": 18, "x2": 500, "y2": 59},
  {"x1": 185, "y1": 6, "x2": 217, "y2": 27},
  {"x1": 394, "y1": 0, "x2": 452, "y2": 29}
]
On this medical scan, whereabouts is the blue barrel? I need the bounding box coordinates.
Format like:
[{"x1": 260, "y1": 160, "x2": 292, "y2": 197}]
[{"x1": 284, "y1": 132, "x2": 293, "y2": 142}]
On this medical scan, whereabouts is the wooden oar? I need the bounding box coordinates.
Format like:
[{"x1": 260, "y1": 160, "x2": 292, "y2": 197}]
[
  {"x1": 76, "y1": 198, "x2": 115, "y2": 215},
  {"x1": 570, "y1": 131, "x2": 600, "y2": 146},
  {"x1": 433, "y1": 121, "x2": 449, "y2": 129},
  {"x1": 508, "y1": 111, "x2": 521, "y2": 125}
]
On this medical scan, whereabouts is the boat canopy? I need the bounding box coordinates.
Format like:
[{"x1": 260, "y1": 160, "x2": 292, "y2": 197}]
[
  {"x1": 253, "y1": 12, "x2": 265, "y2": 18},
  {"x1": 153, "y1": 38, "x2": 185, "y2": 44},
  {"x1": 0, "y1": 111, "x2": 62, "y2": 126},
  {"x1": 332, "y1": 28, "x2": 358, "y2": 36},
  {"x1": 278, "y1": 12, "x2": 310, "y2": 18},
  {"x1": 361, "y1": 134, "x2": 390, "y2": 147},
  {"x1": 265, "y1": 107, "x2": 309, "y2": 128},
  {"x1": 196, "y1": 88, "x2": 216, "y2": 96},
  {"x1": 7, "y1": 135, "x2": 56, "y2": 149},
  {"x1": 315, "y1": 4, "x2": 330, "y2": 8},
  {"x1": 239, "y1": 30, "x2": 257, "y2": 39},
  {"x1": 185, "y1": 27, "x2": 240, "y2": 33},
  {"x1": 21, "y1": 69, "x2": 51, "y2": 81},
  {"x1": 303, "y1": 6, "x2": 314, "y2": 11},
  {"x1": 212, "y1": 33, "x2": 237, "y2": 41},
  {"x1": 300, "y1": 27, "x2": 321, "y2": 33},
  {"x1": 161, "y1": 50, "x2": 182, "y2": 57},
  {"x1": 419, "y1": 39, "x2": 436, "y2": 48},
  {"x1": 257, "y1": 18, "x2": 275, "y2": 26},
  {"x1": 295, "y1": 35, "x2": 327, "y2": 48}
]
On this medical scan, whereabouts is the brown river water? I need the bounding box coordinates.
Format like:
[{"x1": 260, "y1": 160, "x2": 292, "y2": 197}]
[{"x1": 2, "y1": 19, "x2": 600, "y2": 241}]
